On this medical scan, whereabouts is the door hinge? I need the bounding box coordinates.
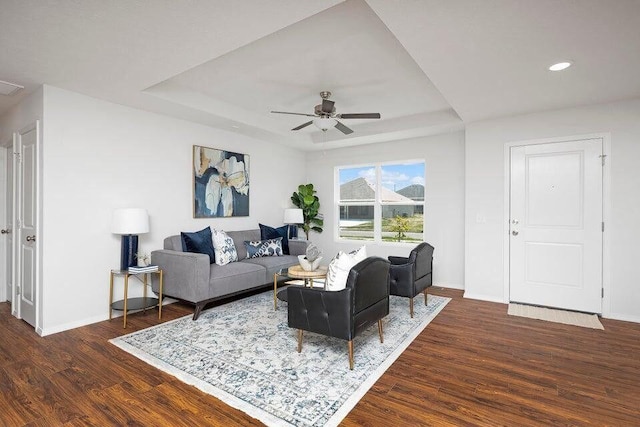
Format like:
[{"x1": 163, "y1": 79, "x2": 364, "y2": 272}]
[
  {"x1": 602, "y1": 288, "x2": 604, "y2": 298},
  {"x1": 602, "y1": 222, "x2": 605, "y2": 232},
  {"x1": 16, "y1": 285, "x2": 21, "y2": 296},
  {"x1": 599, "y1": 154, "x2": 607, "y2": 166}
]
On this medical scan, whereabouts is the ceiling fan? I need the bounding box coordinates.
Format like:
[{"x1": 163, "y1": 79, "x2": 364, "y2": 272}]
[{"x1": 271, "y1": 91, "x2": 381, "y2": 135}]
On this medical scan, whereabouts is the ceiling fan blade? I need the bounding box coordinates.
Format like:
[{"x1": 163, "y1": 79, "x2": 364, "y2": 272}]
[
  {"x1": 334, "y1": 120, "x2": 353, "y2": 135},
  {"x1": 292, "y1": 121, "x2": 313, "y2": 131},
  {"x1": 337, "y1": 113, "x2": 381, "y2": 119},
  {"x1": 271, "y1": 110, "x2": 317, "y2": 117},
  {"x1": 321, "y1": 99, "x2": 335, "y2": 114}
]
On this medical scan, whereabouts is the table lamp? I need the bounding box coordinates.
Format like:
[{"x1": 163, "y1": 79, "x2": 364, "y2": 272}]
[
  {"x1": 283, "y1": 208, "x2": 303, "y2": 239},
  {"x1": 112, "y1": 208, "x2": 149, "y2": 270}
]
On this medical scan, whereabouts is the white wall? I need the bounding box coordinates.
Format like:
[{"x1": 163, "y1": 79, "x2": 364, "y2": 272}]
[
  {"x1": 305, "y1": 132, "x2": 465, "y2": 289},
  {"x1": 39, "y1": 85, "x2": 306, "y2": 335},
  {"x1": 0, "y1": 87, "x2": 44, "y2": 143},
  {"x1": 465, "y1": 98, "x2": 640, "y2": 322}
]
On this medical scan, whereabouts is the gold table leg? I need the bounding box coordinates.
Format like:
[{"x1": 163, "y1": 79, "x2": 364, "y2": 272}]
[
  {"x1": 142, "y1": 273, "x2": 148, "y2": 314},
  {"x1": 123, "y1": 274, "x2": 129, "y2": 328},
  {"x1": 109, "y1": 271, "x2": 114, "y2": 320},
  {"x1": 273, "y1": 273, "x2": 278, "y2": 310},
  {"x1": 158, "y1": 270, "x2": 163, "y2": 319}
]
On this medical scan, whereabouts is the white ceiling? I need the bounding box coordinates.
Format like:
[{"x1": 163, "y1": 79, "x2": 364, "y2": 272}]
[{"x1": 2, "y1": 0, "x2": 640, "y2": 151}]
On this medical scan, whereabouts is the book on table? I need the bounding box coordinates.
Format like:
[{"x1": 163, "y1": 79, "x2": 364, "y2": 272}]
[{"x1": 128, "y1": 265, "x2": 159, "y2": 273}]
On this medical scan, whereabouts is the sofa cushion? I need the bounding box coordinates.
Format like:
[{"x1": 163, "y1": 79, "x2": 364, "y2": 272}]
[
  {"x1": 227, "y1": 229, "x2": 261, "y2": 260},
  {"x1": 180, "y1": 226, "x2": 215, "y2": 264},
  {"x1": 212, "y1": 229, "x2": 238, "y2": 266},
  {"x1": 242, "y1": 254, "x2": 300, "y2": 278},
  {"x1": 259, "y1": 223, "x2": 290, "y2": 255},
  {"x1": 244, "y1": 237, "x2": 283, "y2": 259},
  {"x1": 208, "y1": 261, "x2": 265, "y2": 298}
]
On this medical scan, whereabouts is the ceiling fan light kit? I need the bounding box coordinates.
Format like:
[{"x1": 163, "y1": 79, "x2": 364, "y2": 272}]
[
  {"x1": 313, "y1": 117, "x2": 337, "y2": 131},
  {"x1": 271, "y1": 90, "x2": 381, "y2": 135}
]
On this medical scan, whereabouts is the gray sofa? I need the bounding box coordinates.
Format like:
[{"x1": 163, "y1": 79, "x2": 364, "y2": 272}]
[{"x1": 151, "y1": 229, "x2": 307, "y2": 320}]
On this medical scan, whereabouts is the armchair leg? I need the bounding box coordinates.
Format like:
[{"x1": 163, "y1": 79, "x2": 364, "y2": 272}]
[
  {"x1": 348, "y1": 340, "x2": 354, "y2": 370},
  {"x1": 424, "y1": 289, "x2": 428, "y2": 306},
  {"x1": 410, "y1": 297, "x2": 414, "y2": 318},
  {"x1": 297, "y1": 329, "x2": 303, "y2": 353},
  {"x1": 378, "y1": 320, "x2": 384, "y2": 343}
]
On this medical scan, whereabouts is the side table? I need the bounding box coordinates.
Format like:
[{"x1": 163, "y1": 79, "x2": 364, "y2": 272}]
[
  {"x1": 273, "y1": 265, "x2": 328, "y2": 310},
  {"x1": 109, "y1": 269, "x2": 163, "y2": 328}
]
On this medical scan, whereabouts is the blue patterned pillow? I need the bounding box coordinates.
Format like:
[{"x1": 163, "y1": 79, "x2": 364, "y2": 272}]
[
  {"x1": 211, "y1": 229, "x2": 238, "y2": 266},
  {"x1": 180, "y1": 227, "x2": 215, "y2": 264},
  {"x1": 259, "y1": 223, "x2": 290, "y2": 255},
  {"x1": 244, "y1": 238, "x2": 283, "y2": 259}
]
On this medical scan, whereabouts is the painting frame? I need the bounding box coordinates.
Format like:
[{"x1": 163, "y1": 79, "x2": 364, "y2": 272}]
[{"x1": 193, "y1": 145, "x2": 250, "y2": 218}]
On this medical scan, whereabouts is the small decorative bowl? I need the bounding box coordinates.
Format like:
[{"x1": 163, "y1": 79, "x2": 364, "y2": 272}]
[{"x1": 298, "y1": 255, "x2": 323, "y2": 271}]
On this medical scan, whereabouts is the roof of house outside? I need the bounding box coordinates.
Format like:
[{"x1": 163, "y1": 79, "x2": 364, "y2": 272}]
[
  {"x1": 396, "y1": 184, "x2": 424, "y2": 201},
  {"x1": 340, "y1": 177, "x2": 414, "y2": 203}
]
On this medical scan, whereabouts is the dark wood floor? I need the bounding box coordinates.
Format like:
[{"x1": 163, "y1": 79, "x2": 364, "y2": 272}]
[{"x1": 1, "y1": 288, "x2": 639, "y2": 426}]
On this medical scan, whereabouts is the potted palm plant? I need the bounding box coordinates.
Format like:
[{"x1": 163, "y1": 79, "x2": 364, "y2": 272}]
[{"x1": 291, "y1": 183, "x2": 323, "y2": 240}]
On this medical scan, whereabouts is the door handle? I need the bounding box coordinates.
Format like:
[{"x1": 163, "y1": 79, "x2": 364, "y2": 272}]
[
  {"x1": 512, "y1": 230, "x2": 519, "y2": 236},
  {"x1": 0, "y1": 229, "x2": 9, "y2": 234},
  {"x1": 26, "y1": 235, "x2": 36, "y2": 242}
]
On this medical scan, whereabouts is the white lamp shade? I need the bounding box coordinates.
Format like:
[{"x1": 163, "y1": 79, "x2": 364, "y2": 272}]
[
  {"x1": 283, "y1": 208, "x2": 304, "y2": 224},
  {"x1": 112, "y1": 208, "x2": 149, "y2": 234}
]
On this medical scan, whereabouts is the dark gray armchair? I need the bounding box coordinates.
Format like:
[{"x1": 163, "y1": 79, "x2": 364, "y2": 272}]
[
  {"x1": 388, "y1": 242, "x2": 434, "y2": 317},
  {"x1": 287, "y1": 256, "x2": 390, "y2": 370}
]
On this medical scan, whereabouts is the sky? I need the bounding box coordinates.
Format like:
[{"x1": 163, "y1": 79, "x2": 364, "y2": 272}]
[{"x1": 339, "y1": 162, "x2": 425, "y2": 191}]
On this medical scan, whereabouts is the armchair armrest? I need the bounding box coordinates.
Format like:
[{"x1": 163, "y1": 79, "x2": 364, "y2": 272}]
[
  {"x1": 287, "y1": 286, "x2": 353, "y2": 341},
  {"x1": 388, "y1": 261, "x2": 414, "y2": 297},
  {"x1": 388, "y1": 256, "x2": 409, "y2": 265},
  {"x1": 151, "y1": 249, "x2": 210, "y2": 303},
  {"x1": 288, "y1": 239, "x2": 310, "y2": 256}
]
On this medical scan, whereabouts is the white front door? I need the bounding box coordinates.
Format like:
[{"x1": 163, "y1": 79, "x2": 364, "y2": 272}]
[
  {"x1": 15, "y1": 124, "x2": 38, "y2": 327},
  {"x1": 509, "y1": 139, "x2": 603, "y2": 313}
]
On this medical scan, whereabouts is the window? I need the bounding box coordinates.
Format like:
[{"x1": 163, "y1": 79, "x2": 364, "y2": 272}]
[{"x1": 336, "y1": 161, "x2": 425, "y2": 243}]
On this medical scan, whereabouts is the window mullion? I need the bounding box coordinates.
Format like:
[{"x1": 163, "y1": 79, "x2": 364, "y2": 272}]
[{"x1": 374, "y1": 165, "x2": 382, "y2": 242}]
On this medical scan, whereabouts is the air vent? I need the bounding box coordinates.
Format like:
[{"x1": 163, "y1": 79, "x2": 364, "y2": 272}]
[{"x1": 0, "y1": 80, "x2": 24, "y2": 96}]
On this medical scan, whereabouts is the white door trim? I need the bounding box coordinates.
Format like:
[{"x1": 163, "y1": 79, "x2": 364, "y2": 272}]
[
  {"x1": 502, "y1": 133, "x2": 611, "y2": 318},
  {"x1": 0, "y1": 145, "x2": 6, "y2": 302}
]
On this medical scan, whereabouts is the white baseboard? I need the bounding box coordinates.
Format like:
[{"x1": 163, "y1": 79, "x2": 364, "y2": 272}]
[
  {"x1": 39, "y1": 298, "x2": 178, "y2": 336},
  {"x1": 605, "y1": 312, "x2": 640, "y2": 324},
  {"x1": 432, "y1": 283, "x2": 464, "y2": 290},
  {"x1": 463, "y1": 292, "x2": 506, "y2": 304}
]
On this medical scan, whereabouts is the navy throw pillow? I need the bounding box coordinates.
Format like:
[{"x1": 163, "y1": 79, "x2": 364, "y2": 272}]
[
  {"x1": 259, "y1": 223, "x2": 290, "y2": 255},
  {"x1": 181, "y1": 226, "x2": 215, "y2": 264}
]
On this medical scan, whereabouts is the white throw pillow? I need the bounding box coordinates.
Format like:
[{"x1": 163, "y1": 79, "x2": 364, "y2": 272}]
[
  {"x1": 325, "y1": 246, "x2": 367, "y2": 291},
  {"x1": 211, "y1": 229, "x2": 238, "y2": 266}
]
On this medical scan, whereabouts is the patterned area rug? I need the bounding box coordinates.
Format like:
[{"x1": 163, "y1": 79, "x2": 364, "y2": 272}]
[
  {"x1": 508, "y1": 303, "x2": 604, "y2": 330},
  {"x1": 110, "y1": 291, "x2": 450, "y2": 426}
]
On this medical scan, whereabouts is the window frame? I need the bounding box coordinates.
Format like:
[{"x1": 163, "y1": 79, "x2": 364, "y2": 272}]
[{"x1": 335, "y1": 159, "x2": 425, "y2": 245}]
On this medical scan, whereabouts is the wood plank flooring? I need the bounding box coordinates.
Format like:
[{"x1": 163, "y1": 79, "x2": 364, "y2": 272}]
[{"x1": 1, "y1": 288, "x2": 639, "y2": 426}]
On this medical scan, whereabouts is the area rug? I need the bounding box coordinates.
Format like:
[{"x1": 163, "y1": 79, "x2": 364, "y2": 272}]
[
  {"x1": 110, "y1": 291, "x2": 450, "y2": 426},
  {"x1": 508, "y1": 303, "x2": 604, "y2": 330}
]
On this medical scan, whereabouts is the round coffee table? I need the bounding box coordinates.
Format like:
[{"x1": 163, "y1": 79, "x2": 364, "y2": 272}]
[{"x1": 273, "y1": 265, "x2": 328, "y2": 309}]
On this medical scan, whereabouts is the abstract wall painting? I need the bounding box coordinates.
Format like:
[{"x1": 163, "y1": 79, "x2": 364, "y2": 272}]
[{"x1": 193, "y1": 145, "x2": 250, "y2": 218}]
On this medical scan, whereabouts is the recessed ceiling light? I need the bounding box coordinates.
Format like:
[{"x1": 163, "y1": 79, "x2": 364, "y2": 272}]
[
  {"x1": 549, "y1": 62, "x2": 572, "y2": 71},
  {"x1": 0, "y1": 79, "x2": 24, "y2": 96},
  {"x1": 231, "y1": 125, "x2": 240, "y2": 129}
]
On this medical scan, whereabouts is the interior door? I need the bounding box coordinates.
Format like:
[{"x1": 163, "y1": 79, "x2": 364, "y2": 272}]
[
  {"x1": 1, "y1": 146, "x2": 13, "y2": 302},
  {"x1": 16, "y1": 124, "x2": 38, "y2": 327},
  {"x1": 509, "y1": 139, "x2": 603, "y2": 313}
]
